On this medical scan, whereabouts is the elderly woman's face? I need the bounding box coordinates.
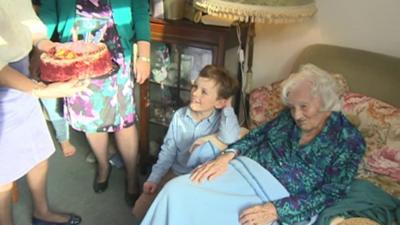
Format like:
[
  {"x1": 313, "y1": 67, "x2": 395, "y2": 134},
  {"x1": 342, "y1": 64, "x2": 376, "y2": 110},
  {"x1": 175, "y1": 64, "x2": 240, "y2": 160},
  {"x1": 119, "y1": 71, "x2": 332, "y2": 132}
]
[{"x1": 287, "y1": 81, "x2": 330, "y2": 133}]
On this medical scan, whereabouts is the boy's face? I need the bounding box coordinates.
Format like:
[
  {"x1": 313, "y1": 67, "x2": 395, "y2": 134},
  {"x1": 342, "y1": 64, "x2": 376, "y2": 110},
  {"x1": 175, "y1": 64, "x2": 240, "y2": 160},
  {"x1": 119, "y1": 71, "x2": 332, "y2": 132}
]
[{"x1": 189, "y1": 77, "x2": 225, "y2": 113}]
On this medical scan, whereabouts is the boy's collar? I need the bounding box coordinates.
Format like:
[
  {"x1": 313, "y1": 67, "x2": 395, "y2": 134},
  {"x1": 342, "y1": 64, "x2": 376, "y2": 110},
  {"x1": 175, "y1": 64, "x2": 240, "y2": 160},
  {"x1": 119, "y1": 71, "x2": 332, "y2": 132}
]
[{"x1": 186, "y1": 107, "x2": 217, "y2": 122}]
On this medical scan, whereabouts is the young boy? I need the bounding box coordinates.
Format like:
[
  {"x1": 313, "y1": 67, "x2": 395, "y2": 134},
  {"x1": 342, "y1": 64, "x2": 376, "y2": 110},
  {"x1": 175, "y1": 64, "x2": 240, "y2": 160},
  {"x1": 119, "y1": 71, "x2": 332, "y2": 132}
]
[{"x1": 132, "y1": 65, "x2": 241, "y2": 219}]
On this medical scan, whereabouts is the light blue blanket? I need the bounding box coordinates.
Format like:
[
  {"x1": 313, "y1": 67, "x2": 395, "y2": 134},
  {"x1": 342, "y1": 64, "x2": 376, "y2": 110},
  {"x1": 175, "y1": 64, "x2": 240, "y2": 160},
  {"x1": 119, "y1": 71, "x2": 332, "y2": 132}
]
[{"x1": 140, "y1": 142, "x2": 290, "y2": 225}]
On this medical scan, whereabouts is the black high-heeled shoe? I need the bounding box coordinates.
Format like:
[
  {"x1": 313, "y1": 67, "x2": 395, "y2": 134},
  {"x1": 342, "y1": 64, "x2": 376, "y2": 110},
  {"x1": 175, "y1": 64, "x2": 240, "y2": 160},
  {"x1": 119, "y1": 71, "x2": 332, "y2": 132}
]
[
  {"x1": 125, "y1": 191, "x2": 140, "y2": 207},
  {"x1": 93, "y1": 163, "x2": 112, "y2": 193},
  {"x1": 32, "y1": 214, "x2": 81, "y2": 225},
  {"x1": 124, "y1": 178, "x2": 140, "y2": 207}
]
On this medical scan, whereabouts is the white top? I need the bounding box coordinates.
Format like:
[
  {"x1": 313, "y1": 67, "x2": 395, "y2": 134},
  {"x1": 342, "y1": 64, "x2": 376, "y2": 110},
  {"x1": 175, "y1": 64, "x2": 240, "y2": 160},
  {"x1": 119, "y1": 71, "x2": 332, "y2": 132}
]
[{"x1": 0, "y1": 0, "x2": 47, "y2": 70}]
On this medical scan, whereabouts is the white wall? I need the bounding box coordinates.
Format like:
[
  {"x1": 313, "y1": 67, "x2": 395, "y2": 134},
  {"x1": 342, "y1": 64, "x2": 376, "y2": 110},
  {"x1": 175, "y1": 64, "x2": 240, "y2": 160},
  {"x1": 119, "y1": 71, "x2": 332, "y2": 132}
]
[{"x1": 251, "y1": 0, "x2": 400, "y2": 88}]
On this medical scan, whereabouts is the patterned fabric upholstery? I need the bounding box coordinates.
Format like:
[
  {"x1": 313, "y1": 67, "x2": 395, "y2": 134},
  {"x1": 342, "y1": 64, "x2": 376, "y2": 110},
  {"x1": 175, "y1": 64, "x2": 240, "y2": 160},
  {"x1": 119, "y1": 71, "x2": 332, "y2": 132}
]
[
  {"x1": 249, "y1": 81, "x2": 284, "y2": 128},
  {"x1": 342, "y1": 92, "x2": 400, "y2": 197}
]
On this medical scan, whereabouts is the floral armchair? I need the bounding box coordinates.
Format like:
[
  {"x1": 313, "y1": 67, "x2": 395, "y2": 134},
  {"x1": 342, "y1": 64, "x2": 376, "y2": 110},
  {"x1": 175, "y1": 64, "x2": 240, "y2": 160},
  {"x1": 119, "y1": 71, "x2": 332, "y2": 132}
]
[{"x1": 248, "y1": 44, "x2": 400, "y2": 198}]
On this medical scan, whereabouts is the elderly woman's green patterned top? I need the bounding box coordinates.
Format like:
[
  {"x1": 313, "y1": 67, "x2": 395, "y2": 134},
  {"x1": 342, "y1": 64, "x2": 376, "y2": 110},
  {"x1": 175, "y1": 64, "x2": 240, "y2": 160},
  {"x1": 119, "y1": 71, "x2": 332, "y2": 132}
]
[{"x1": 228, "y1": 109, "x2": 365, "y2": 224}]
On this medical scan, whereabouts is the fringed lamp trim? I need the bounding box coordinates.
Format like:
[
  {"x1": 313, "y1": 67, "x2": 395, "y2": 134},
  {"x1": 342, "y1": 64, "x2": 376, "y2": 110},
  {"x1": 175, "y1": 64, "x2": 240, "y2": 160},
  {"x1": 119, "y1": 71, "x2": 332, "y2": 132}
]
[{"x1": 194, "y1": 0, "x2": 317, "y2": 23}]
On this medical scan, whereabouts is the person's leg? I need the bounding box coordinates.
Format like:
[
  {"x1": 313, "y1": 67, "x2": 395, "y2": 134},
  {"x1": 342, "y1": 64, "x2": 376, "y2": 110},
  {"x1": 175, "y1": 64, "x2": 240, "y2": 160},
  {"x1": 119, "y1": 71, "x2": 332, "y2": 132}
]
[
  {"x1": 86, "y1": 132, "x2": 110, "y2": 183},
  {"x1": 52, "y1": 120, "x2": 76, "y2": 157},
  {"x1": 85, "y1": 136, "x2": 117, "y2": 163},
  {"x1": 114, "y1": 125, "x2": 139, "y2": 194},
  {"x1": 41, "y1": 98, "x2": 76, "y2": 157},
  {"x1": 60, "y1": 141, "x2": 76, "y2": 157},
  {"x1": 132, "y1": 171, "x2": 176, "y2": 220},
  {"x1": 108, "y1": 135, "x2": 118, "y2": 156},
  {"x1": 27, "y1": 160, "x2": 75, "y2": 223},
  {"x1": 0, "y1": 183, "x2": 13, "y2": 225}
]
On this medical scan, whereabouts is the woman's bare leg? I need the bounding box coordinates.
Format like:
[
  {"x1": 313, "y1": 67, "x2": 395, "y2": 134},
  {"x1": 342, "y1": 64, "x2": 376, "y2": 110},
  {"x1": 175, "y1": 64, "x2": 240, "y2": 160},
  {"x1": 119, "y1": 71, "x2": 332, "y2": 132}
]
[
  {"x1": 86, "y1": 132, "x2": 110, "y2": 182},
  {"x1": 60, "y1": 140, "x2": 76, "y2": 157},
  {"x1": 0, "y1": 183, "x2": 13, "y2": 225},
  {"x1": 27, "y1": 160, "x2": 71, "y2": 222},
  {"x1": 114, "y1": 125, "x2": 139, "y2": 194}
]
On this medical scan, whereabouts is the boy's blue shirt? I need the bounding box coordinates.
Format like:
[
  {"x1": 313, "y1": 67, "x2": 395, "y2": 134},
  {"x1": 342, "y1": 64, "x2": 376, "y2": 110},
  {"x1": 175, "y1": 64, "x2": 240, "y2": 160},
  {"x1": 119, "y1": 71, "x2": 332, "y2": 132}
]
[{"x1": 147, "y1": 106, "x2": 240, "y2": 183}]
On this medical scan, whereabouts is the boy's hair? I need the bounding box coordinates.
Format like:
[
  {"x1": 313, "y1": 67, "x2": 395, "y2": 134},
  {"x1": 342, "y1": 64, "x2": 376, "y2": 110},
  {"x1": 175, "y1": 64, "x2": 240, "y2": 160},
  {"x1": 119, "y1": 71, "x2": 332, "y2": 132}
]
[{"x1": 198, "y1": 65, "x2": 239, "y2": 99}]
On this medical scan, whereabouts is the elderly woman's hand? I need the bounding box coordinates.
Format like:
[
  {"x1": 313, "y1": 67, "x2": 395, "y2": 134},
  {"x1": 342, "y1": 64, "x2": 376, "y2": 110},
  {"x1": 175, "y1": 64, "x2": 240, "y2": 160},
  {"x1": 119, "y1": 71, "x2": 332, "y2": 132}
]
[
  {"x1": 190, "y1": 151, "x2": 235, "y2": 183},
  {"x1": 239, "y1": 202, "x2": 278, "y2": 225}
]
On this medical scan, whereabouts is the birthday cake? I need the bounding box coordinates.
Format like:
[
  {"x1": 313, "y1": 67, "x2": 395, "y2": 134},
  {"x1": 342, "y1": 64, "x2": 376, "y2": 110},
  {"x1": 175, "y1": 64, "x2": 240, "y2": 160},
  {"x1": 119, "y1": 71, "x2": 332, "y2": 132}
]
[{"x1": 40, "y1": 41, "x2": 113, "y2": 82}]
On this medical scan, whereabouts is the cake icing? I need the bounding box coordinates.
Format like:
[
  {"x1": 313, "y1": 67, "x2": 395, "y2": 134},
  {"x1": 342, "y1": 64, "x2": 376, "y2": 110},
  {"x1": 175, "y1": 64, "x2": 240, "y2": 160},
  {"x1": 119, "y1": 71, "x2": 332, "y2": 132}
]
[{"x1": 40, "y1": 41, "x2": 113, "y2": 82}]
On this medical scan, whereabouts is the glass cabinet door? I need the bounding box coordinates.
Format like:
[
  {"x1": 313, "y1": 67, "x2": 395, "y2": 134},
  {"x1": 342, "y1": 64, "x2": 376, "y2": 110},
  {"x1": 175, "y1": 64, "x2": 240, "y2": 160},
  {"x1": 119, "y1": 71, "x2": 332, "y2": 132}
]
[{"x1": 147, "y1": 41, "x2": 213, "y2": 157}]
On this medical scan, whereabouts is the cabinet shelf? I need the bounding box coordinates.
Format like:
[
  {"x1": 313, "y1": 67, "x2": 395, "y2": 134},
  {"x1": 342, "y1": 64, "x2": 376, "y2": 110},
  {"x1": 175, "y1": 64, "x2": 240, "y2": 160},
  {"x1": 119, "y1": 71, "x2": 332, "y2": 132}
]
[
  {"x1": 149, "y1": 79, "x2": 192, "y2": 91},
  {"x1": 149, "y1": 119, "x2": 170, "y2": 127}
]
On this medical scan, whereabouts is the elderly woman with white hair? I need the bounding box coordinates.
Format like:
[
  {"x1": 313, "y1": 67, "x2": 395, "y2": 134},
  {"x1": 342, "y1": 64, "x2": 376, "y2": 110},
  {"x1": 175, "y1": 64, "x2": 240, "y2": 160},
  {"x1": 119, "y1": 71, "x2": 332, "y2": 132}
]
[{"x1": 139, "y1": 64, "x2": 366, "y2": 225}]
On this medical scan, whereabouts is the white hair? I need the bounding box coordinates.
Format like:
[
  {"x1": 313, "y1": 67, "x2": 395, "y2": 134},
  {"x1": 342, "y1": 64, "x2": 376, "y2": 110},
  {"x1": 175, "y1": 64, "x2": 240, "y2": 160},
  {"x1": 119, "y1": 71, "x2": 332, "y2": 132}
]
[{"x1": 281, "y1": 64, "x2": 342, "y2": 112}]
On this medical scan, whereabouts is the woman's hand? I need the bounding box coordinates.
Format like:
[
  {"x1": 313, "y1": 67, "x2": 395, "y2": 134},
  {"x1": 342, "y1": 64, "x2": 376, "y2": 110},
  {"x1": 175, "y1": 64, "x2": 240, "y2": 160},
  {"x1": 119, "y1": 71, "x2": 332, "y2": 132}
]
[
  {"x1": 134, "y1": 58, "x2": 150, "y2": 84},
  {"x1": 36, "y1": 39, "x2": 57, "y2": 53},
  {"x1": 134, "y1": 41, "x2": 151, "y2": 84},
  {"x1": 33, "y1": 78, "x2": 90, "y2": 98},
  {"x1": 143, "y1": 181, "x2": 158, "y2": 194},
  {"x1": 30, "y1": 40, "x2": 58, "y2": 79},
  {"x1": 239, "y1": 202, "x2": 278, "y2": 225},
  {"x1": 190, "y1": 152, "x2": 235, "y2": 183}
]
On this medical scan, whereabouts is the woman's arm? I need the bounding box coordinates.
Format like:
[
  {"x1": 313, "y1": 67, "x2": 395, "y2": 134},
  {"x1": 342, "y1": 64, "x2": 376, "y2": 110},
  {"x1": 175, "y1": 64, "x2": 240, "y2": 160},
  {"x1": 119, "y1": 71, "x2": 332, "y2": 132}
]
[
  {"x1": 189, "y1": 128, "x2": 249, "y2": 153},
  {"x1": 0, "y1": 65, "x2": 89, "y2": 98},
  {"x1": 134, "y1": 41, "x2": 150, "y2": 84},
  {"x1": 131, "y1": 0, "x2": 151, "y2": 84},
  {"x1": 190, "y1": 115, "x2": 276, "y2": 183},
  {"x1": 0, "y1": 65, "x2": 43, "y2": 92},
  {"x1": 227, "y1": 122, "x2": 271, "y2": 158},
  {"x1": 131, "y1": 0, "x2": 151, "y2": 42},
  {"x1": 37, "y1": 0, "x2": 58, "y2": 39},
  {"x1": 272, "y1": 129, "x2": 365, "y2": 224}
]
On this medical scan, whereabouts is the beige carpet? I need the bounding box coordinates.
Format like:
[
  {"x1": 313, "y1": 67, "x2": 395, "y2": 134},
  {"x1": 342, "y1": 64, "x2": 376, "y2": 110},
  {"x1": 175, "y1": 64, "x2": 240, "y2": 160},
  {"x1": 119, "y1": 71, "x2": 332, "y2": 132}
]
[{"x1": 12, "y1": 124, "x2": 141, "y2": 225}]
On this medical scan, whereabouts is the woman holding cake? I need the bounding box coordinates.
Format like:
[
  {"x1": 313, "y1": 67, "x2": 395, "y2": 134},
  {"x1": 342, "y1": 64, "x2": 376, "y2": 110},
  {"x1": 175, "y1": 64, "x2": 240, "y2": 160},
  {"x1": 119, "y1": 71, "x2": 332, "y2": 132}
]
[
  {"x1": 30, "y1": 0, "x2": 79, "y2": 159},
  {"x1": 39, "y1": 0, "x2": 151, "y2": 206},
  {"x1": 0, "y1": 1, "x2": 88, "y2": 225}
]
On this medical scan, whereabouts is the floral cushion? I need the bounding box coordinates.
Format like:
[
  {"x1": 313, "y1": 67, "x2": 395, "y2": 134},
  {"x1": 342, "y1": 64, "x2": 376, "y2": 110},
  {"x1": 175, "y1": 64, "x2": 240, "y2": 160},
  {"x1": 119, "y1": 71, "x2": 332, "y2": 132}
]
[
  {"x1": 249, "y1": 81, "x2": 284, "y2": 128},
  {"x1": 366, "y1": 146, "x2": 400, "y2": 181},
  {"x1": 248, "y1": 72, "x2": 349, "y2": 128},
  {"x1": 342, "y1": 92, "x2": 400, "y2": 197}
]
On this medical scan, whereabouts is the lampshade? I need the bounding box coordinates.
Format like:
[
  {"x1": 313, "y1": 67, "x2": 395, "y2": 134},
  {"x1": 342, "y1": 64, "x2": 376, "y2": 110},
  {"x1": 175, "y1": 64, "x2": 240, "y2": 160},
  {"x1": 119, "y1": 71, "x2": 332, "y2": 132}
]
[{"x1": 194, "y1": 0, "x2": 317, "y2": 24}]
